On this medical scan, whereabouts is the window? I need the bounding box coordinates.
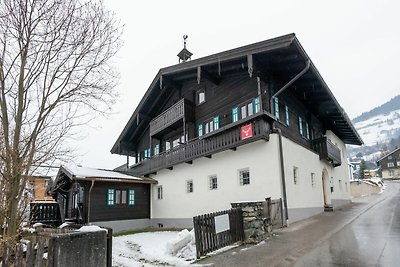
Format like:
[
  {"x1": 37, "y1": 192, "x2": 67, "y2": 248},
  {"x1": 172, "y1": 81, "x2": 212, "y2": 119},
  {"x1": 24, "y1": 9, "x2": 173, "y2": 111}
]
[
  {"x1": 345, "y1": 182, "x2": 348, "y2": 192},
  {"x1": 107, "y1": 189, "x2": 114, "y2": 206},
  {"x1": 186, "y1": 180, "x2": 194, "y2": 193},
  {"x1": 157, "y1": 186, "x2": 163, "y2": 200},
  {"x1": 298, "y1": 117, "x2": 303, "y2": 136},
  {"x1": 213, "y1": 116, "x2": 220, "y2": 130},
  {"x1": 254, "y1": 97, "x2": 260, "y2": 113},
  {"x1": 241, "y1": 105, "x2": 247, "y2": 119},
  {"x1": 388, "y1": 162, "x2": 394, "y2": 167},
  {"x1": 196, "y1": 89, "x2": 205, "y2": 105},
  {"x1": 339, "y1": 180, "x2": 342, "y2": 191},
  {"x1": 285, "y1": 105, "x2": 290, "y2": 126},
  {"x1": 247, "y1": 102, "x2": 254, "y2": 116},
  {"x1": 232, "y1": 107, "x2": 239, "y2": 122},
  {"x1": 115, "y1": 190, "x2": 121, "y2": 204},
  {"x1": 388, "y1": 156, "x2": 392, "y2": 160},
  {"x1": 121, "y1": 190, "x2": 127, "y2": 204},
  {"x1": 165, "y1": 141, "x2": 171, "y2": 151},
  {"x1": 397, "y1": 161, "x2": 400, "y2": 167},
  {"x1": 389, "y1": 170, "x2": 395, "y2": 176},
  {"x1": 209, "y1": 175, "x2": 218, "y2": 190},
  {"x1": 154, "y1": 144, "x2": 160, "y2": 156},
  {"x1": 293, "y1": 167, "x2": 298, "y2": 184},
  {"x1": 172, "y1": 138, "x2": 180, "y2": 148},
  {"x1": 205, "y1": 120, "x2": 213, "y2": 134},
  {"x1": 144, "y1": 148, "x2": 151, "y2": 159},
  {"x1": 311, "y1": 172, "x2": 315, "y2": 187},
  {"x1": 239, "y1": 169, "x2": 250, "y2": 185},
  {"x1": 136, "y1": 152, "x2": 141, "y2": 163},
  {"x1": 306, "y1": 122, "x2": 310, "y2": 139},
  {"x1": 198, "y1": 124, "x2": 203, "y2": 137},
  {"x1": 273, "y1": 97, "x2": 279, "y2": 119},
  {"x1": 128, "y1": 190, "x2": 135, "y2": 205}
]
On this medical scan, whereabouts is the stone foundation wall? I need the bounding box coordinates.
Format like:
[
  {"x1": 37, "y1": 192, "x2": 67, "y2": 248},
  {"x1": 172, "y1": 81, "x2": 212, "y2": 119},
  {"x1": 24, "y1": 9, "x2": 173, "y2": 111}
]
[{"x1": 231, "y1": 201, "x2": 271, "y2": 243}]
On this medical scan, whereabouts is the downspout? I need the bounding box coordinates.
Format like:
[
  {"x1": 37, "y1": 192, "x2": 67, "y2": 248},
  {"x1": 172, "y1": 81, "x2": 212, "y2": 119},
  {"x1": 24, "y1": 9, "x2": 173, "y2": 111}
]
[
  {"x1": 87, "y1": 179, "x2": 95, "y2": 223},
  {"x1": 270, "y1": 60, "x2": 311, "y2": 226}
]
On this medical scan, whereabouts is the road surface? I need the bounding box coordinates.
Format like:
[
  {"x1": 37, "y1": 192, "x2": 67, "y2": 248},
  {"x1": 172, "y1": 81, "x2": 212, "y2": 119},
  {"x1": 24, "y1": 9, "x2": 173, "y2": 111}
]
[{"x1": 199, "y1": 181, "x2": 400, "y2": 267}]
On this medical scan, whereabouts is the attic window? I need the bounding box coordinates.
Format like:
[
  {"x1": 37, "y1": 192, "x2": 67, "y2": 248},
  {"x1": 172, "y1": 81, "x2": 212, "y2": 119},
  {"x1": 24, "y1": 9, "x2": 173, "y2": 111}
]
[{"x1": 196, "y1": 89, "x2": 205, "y2": 105}]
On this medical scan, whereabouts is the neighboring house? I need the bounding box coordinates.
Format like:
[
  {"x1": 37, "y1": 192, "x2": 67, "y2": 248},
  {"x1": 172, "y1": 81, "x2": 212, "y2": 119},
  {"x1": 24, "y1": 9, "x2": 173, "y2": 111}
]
[
  {"x1": 111, "y1": 33, "x2": 363, "y2": 228},
  {"x1": 27, "y1": 175, "x2": 54, "y2": 202},
  {"x1": 376, "y1": 147, "x2": 400, "y2": 179},
  {"x1": 50, "y1": 165, "x2": 156, "y2": 231}
]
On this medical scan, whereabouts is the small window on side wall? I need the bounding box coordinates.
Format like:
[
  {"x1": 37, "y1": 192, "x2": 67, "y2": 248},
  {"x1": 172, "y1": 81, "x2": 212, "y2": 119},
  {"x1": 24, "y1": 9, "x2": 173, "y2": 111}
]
[
  {"x1": 128, "y1": 190, "x2": 135, "y2": 205},
  {"x1": 293, "y1": 167, "x2": 298, "y2": 184},
  {"x1": 107, "y1": 189, "x2": 114, "y2": 206},
  {"x1": 186, "y1": 180, "x2": 194, "y2": 193},
  {"x1": 209, "y1": 175, "x2": 218, "y2": 190},
  {"x1": 239, "y1": 169, "x2": 250, "y2": 185},
  {"x1": 196, "y1": 89, "x2": 205, "y2": 105},
  {"x1": 157, "y1": 186, "x2": 163, "y2": 200}
]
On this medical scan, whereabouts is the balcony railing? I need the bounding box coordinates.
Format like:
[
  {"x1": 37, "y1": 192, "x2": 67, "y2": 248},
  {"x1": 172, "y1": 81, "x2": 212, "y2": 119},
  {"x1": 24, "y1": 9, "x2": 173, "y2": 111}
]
[
  {"x1": 149, "y1": 98, "x2": 194, "y2": 137},
  {"x1": 312, "y1": 137, "x2": 341, "y2": 167},
  {"x1": 131, "y1": 114, "x2": 272, "y2": 176}
]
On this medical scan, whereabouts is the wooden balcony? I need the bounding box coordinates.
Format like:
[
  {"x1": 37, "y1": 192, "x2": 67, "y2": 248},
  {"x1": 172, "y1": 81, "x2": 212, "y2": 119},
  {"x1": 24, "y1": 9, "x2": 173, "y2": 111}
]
[
  {"x1": 149, "y1": 98, "x2": 194, "y2": 137},
  {"x1": 312, "y1": 137, "x2": 342, "y2": 167},
  {"x1": 131, "y1": 114, "x2": 272, "y2": 176}
]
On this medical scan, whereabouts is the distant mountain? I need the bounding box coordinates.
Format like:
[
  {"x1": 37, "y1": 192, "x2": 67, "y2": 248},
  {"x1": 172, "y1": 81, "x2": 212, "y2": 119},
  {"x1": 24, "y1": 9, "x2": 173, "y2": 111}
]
[
  {"x1": 348, "y1": 94, "x2": 400, "y2": 161},
  {"x1": 353, "y1": 95, "x2": 400, "y2": 123}
]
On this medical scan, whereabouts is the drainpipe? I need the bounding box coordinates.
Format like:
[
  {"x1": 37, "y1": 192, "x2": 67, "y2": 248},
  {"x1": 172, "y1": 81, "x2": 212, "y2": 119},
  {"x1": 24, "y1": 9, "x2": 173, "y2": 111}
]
[
  {"x1": 270, "y1": 60, "x2": 311, "y2": 226},
  {"x1": 87, "y1": 179, "x2": 95, "y2": 223},
  {"x1": 269, "y1": 60, "x2": 311, "y2": 112}
]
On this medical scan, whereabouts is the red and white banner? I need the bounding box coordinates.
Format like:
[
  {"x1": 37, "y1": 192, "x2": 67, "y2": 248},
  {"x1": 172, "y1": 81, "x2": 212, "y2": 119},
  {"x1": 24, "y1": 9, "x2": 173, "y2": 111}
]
[{"x1": 241, "y1": 124, "x2": 253, "y2": 140}]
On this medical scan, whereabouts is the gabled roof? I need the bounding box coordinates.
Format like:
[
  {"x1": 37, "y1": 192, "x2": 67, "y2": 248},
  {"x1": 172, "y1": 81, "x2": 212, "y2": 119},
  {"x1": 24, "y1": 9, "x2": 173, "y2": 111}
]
[
  {"x1": 376, "y1": 147, "x2": 400, "y2": 163},
  {"x1": 111, "y1": 33, "x2": 363, "y2": 155},
  {"x1": 55, "y1": 165, "x2": 156, "y2": 184}
]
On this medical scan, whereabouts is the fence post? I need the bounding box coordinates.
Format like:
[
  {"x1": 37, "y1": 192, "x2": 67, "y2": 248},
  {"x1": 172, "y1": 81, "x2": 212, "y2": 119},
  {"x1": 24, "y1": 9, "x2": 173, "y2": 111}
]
[{"x1": 106, "y1": 228, "x2": 113, "y2": 267}]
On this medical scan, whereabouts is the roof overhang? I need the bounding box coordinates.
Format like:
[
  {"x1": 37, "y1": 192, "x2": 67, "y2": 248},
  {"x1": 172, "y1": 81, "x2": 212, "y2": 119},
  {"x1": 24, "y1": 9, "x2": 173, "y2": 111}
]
[{"x1": 111, "y1": 33, "x2": 363, "y2": 155}]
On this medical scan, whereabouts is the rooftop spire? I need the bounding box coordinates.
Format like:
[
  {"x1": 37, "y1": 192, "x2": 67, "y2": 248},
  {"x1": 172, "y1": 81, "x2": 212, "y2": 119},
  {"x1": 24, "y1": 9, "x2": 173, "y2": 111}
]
[{"x1": 177, "y1": 35, "x2": 193, "y2": 63}]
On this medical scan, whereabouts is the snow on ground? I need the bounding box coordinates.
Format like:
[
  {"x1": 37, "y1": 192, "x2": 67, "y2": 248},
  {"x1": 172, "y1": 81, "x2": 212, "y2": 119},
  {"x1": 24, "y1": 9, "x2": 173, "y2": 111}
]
[{"x1": 112, "y1": 230, "x2": 200, "y2": 267}]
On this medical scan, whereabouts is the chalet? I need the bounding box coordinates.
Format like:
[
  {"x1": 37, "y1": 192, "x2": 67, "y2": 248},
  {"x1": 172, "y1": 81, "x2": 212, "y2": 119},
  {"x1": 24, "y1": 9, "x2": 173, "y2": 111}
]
[
  {"x1": 111, "y1": 33, "x2": 363, "y2": 228},
  {"x1": 376, "y1": 147, "x2": 400, "y2": 179},
  {"x1": 50, "y1": 166, "x2": 156, "y2": 231}
]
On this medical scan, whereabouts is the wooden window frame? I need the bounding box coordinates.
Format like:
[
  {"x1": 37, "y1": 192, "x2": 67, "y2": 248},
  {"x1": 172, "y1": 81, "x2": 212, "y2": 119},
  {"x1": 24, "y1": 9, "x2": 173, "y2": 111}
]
[
  {"x1": 209, "y1": 175, "x2": 218, "y2": 190},
  {"x1": 157, "y1": 186, "x2": 163, "y2": 200},
  {"x1": 298, "y1": 117, "x2": 303, "y2": 136},
  {"x1": 273, "y1": 97, "x2": 279, "y2": 119},
  {"x1": 107, "y1": 189, "x2": 114, "y2": 206},
  {"x1": 196, "y1": 89, "x2": 206, "y2": 105},
  {"x1": 186, "y1": 180, "x2": 194, "y2": 193},
  {"x1": 128, "y1": 189, "x2": 135, "y2": 205},
  {"x1": 293, "y1": 167, "x2": 298, "y2": 184},
  {"x1": 239, "y1": 169, "x2": 250, "y2": 186},
  {"x1": 198, "y1": 124, "x2": 203, "y2": 137},
  {"x1": 285, "y1": 105, "x2": 290, "y2": 126},
  {"x1": 311, "y1": 172, "x2": 315, "y2": 187},
  {"x1": 213, "y1": 116, "x2": 220, "y2": 130},
  {"x1": 232, "y1": 107, "x2": 239, "y2": 122},
  {"x1": 254, "y1": 97, "x2": 260, "y2": 114}
]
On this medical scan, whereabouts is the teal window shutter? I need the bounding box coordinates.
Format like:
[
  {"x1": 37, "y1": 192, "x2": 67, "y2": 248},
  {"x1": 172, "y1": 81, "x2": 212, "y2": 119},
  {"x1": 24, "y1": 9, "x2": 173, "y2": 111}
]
[
  {"x1": 198, "y1": 124, "x2": 203, "y2": 137},
  {"x1": 128, "y1": 190, "x2": 135, "y2": 205},
  {"x1": 232, "y1": 107, "x2": 239, "y2": 122},
  {"x1": 107, "y1": 189, "x2": 114, "y2": 206},
  {"x1": 285, "y1": 105, "x2": 290, "y2": 126},
  {"x1": 298, "y1": 117, "x2": 303, "y2": 136},
  {"x1": 274, "y1": 97, "x2": 279, "y2": 119},
  {"x1": 306, "y1": 122, "x2": 310, "y2": 139},
  {"x1": 254, "y1": 97, "x2": 260, "y2": 113},
  {"x1": 213, "y1": 116, "x2": 220, "y2": 130}
]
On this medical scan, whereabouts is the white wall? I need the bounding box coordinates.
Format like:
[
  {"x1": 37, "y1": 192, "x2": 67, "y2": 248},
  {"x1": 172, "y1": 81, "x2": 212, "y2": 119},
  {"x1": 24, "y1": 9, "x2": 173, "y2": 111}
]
[{"x1": 150, "y1": 138, "x2": 281, "y2": 219}]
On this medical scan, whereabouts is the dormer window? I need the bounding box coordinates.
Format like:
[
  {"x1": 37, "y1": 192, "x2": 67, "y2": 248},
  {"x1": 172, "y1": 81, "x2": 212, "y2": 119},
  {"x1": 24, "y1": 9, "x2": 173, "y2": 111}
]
[{"x1": 196, "y1": 89, "x2": 205, "y2": 105}]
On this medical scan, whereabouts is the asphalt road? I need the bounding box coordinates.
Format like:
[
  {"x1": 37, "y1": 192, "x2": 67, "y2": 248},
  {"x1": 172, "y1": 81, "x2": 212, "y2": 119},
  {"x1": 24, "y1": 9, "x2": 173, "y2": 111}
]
[
  {"x1": 295, "y1": 181, "x2": 400, "y2": 267},
  {"x1": 199, "y1": 181, "x2": 400, "y2": 267}
]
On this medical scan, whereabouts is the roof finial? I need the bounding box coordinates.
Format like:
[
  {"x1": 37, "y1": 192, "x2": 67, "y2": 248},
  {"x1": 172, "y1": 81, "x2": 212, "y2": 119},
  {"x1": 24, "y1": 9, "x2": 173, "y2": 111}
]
[{"x1": 177, "y1": 34, "x2": 193, "y2": 63}]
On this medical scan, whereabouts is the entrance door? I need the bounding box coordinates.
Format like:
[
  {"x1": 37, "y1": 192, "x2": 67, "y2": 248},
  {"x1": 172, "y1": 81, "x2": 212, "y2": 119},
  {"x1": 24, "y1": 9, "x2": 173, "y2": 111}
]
[{"x1": 322, "y1": 169, "x2": 331, "y2": 206}]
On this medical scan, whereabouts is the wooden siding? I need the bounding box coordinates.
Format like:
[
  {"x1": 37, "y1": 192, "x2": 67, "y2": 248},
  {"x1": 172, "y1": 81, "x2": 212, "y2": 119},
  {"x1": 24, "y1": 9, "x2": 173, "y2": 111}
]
[
  {"x1": 379, "y1": 150, "x2": 400, "y2": 171},
  {"x1": 88, "y1": 181, "x2": 150, "y2": 222}
]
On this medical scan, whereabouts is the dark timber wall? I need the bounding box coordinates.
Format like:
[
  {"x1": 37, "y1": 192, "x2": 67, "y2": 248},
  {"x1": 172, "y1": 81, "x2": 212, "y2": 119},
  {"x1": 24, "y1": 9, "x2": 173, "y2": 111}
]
[{"x1": 89, "y1": 182, "x2": 150, "y2": 222}]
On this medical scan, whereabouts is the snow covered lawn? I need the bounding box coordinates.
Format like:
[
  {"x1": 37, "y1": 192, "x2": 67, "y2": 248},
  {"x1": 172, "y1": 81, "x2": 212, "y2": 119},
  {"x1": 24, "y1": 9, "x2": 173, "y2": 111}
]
[{"x1": 112, "y1": 230, "x2": 199, "y2": 267}]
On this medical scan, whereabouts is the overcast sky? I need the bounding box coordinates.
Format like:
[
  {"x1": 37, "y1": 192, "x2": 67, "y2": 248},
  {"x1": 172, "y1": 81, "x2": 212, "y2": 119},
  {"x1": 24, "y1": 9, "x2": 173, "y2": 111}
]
[{"x1": 72, "y1": 0, "x2": 400, "y2": 169}]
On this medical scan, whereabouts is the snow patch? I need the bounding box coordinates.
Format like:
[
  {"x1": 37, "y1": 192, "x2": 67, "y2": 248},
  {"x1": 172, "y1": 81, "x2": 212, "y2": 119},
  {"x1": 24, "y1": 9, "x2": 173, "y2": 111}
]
[{"x1": 76, "y1": 225, "x2": 107, "y2": 232}]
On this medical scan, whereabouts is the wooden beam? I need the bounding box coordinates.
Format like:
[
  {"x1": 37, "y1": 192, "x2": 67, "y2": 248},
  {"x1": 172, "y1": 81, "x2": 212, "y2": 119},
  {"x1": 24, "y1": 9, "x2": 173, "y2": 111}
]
[{"x1": 197, "y1": 66, "x2": 221, "y2": 85}]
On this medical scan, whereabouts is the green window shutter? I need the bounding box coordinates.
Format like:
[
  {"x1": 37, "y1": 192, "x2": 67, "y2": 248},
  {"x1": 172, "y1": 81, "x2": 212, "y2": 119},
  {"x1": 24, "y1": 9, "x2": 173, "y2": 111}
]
[
  {"x1": 254, "y1": 97, "x2": 260, "y2": 113},
  {"x1": 285, "y1": 105, "x2": 290, "y2": 126},
  {"x1": 198, "y1": 124, "x2": 203, "y2": 137},
  {"x1": 213, "y1": 116, "x2": 220, "y2": 130},
  {"x1": 273, "y1": 97, "x2": 279, "y2": 119},
  {"x1": 298, "y1": 117, "x2": 303, "y2": 136},
  {"x1": 128, "y1": 189, "x2": 135, "y2": 205},
  {"x1": 107, "y1": 189, "x2": 114, "y2": 206},
  {"x1": 232, "y1": 107, "x2": 239, "y2": 122}
]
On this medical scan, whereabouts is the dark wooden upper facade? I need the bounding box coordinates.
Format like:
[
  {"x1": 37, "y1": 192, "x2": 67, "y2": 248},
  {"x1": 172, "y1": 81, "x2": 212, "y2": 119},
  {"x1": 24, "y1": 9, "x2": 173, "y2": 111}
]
[
  {"x1": 112, "y1": 34, "x2": 363, "y2": 176},
  {"x1": 377, "y1": 147, "x2": 400, "y2": 171}
]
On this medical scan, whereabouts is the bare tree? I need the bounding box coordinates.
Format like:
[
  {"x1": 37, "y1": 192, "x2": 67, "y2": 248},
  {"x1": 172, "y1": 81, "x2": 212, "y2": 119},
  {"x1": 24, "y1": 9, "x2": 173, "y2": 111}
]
[{"x1": 0, "y1": 0, "x2": 122, "y2": 242}]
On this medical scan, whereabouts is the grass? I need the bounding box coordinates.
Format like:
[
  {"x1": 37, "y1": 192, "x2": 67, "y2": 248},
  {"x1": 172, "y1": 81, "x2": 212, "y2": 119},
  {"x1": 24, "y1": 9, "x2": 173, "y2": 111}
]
[{"x1": 112, "y1": 227, "x2": 188, "y2": 237}]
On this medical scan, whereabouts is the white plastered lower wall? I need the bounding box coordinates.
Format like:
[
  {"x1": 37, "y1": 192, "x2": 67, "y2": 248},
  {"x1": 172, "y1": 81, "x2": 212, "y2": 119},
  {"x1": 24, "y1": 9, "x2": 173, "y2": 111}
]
[{"x1": 149, "y1": 132, "x2": 352, "y2": 227}]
